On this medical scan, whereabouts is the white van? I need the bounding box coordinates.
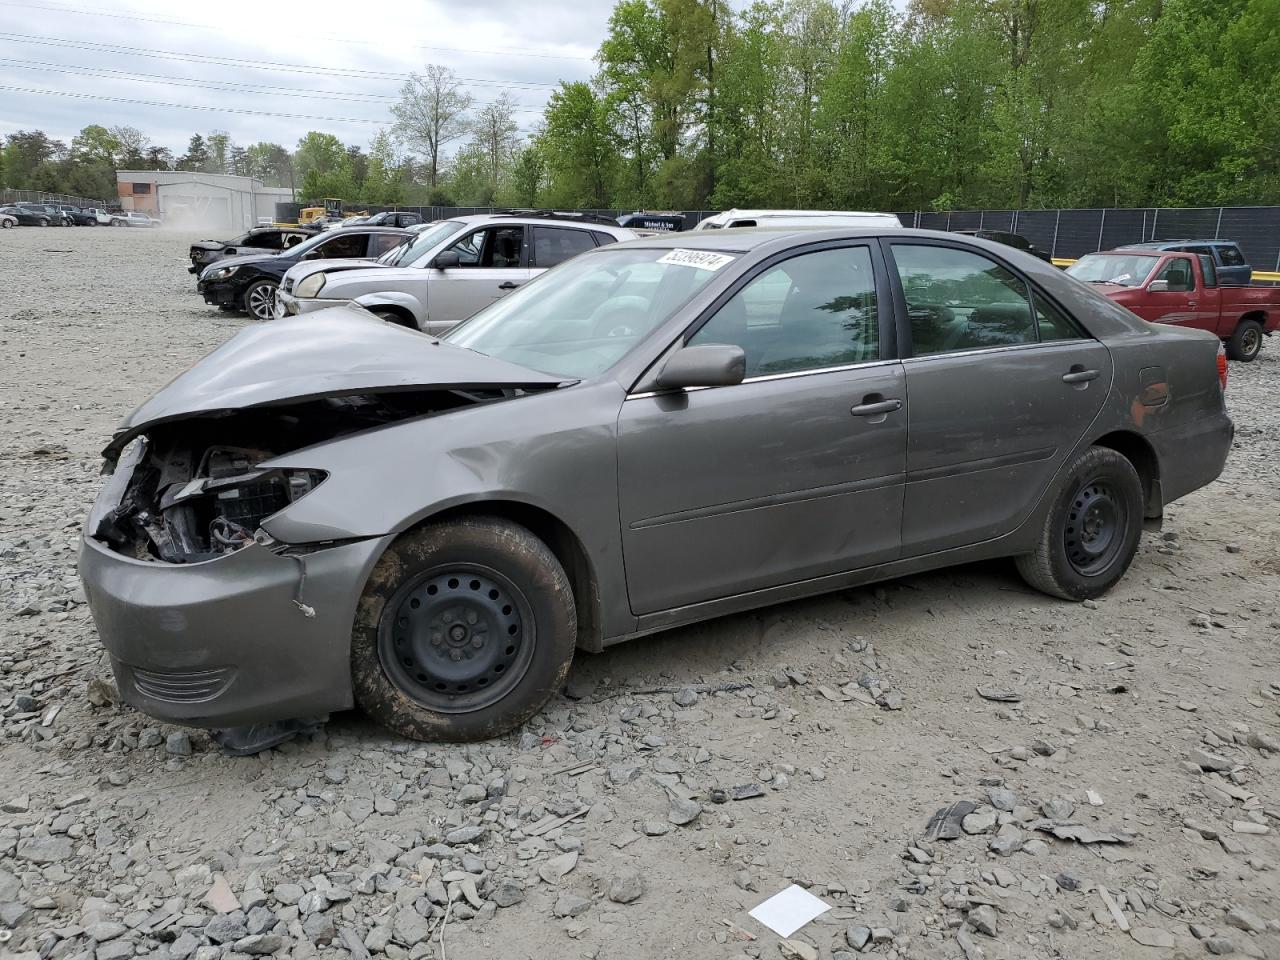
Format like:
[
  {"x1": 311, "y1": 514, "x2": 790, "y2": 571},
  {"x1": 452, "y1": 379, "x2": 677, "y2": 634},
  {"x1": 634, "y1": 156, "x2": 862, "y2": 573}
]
[{"x1": 692, "y1": 209, "x2": 903, "y2": 231}]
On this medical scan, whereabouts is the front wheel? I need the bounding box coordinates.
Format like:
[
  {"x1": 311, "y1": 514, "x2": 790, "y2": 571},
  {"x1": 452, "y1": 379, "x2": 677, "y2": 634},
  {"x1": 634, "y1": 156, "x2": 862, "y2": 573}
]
[
  {"x1": 1015, "y1": 447, "x2": 1144, "y2": 601},
  {"x1": 352, "y1": 517, "x2": 577, "y2": 741},
  {"x1": 1226, "y1": 319, "x2": 1263, "y2": 362},
  {"x1": 242, "y1": 279, "x2": 278, "y2": 322}
]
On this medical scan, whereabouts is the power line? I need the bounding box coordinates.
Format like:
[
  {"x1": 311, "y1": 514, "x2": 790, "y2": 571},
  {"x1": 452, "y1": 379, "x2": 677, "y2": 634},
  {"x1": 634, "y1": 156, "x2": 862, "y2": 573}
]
[
  {"x1": 0, "y1": 57, "x2": 548, "y2": 110},
  {"x1": 0, "y1": 32, "x2": 564, "y2": 89},
  {"x1": 0, "y1": 84, "x2": 390, "y2": 124},
  {"x1": 0, "y1": 85, "x2": 546, "y2": 136},
  {"x1": 0, "y1": 0, "x2": 595, "y2": 62}
]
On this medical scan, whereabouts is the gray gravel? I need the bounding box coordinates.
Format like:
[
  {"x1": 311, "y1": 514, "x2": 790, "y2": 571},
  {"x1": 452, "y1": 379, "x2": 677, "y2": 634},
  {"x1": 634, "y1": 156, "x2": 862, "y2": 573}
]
[{"x1": 2, "y1": 227, "x2": 1280, "y2": 959}]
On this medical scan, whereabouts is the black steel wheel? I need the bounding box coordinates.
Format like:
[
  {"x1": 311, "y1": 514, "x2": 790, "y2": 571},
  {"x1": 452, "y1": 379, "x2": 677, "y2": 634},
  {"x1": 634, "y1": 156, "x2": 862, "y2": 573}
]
[
  {"x1": 352, "y1": 516, "x2": 578, "y2": 741},
  {"x1": 1016, "y1": 446, "x2": 1144, "y2": 600},
  {"x1": 1062, "y1": 478, "x2": 1128, "y2": 577},
  {"x1": 378, "y1": 565, "x2": 535, "y2": 714}
]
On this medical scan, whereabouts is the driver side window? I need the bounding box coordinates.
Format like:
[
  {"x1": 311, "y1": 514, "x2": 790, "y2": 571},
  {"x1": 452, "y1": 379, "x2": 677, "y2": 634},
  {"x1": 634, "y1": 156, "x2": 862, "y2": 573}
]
[
  {"x1": 688, "y1": 246, "x2": 880, "y2": 377},
  {"x1": 1155, "y1": 258, "x2": 1194, "y2": 292},
  {"x1": 447, "y1": 226, "x2": 524, "y2": 268}
]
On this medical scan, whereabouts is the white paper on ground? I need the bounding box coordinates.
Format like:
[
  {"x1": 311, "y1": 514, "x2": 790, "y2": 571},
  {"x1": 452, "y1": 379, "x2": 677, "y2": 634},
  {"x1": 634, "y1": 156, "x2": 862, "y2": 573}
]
[{"x1": 747, "y1": 884, "x2": 832, "y2": 938}]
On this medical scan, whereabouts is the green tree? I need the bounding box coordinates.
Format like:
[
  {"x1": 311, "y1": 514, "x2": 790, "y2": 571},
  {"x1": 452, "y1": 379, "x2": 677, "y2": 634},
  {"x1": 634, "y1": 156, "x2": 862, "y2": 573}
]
[
  {"x1": 294, "y1": 131, "x2": 347, "y2": 181},
  {"x1": 391, "y1": 64, "x2": 473, "y2": 187},
  {"x1": 178, "y1": 134, "x2": 209, "y2": 172},
  {"x1": 70, "y1": 125, "x2": 121, "y2": 165},
  {"x1": 2, "y1": 130, "x2": 64, "y2": 187},
  {"x1": 538, "y1": 82, "x2": 618, "y2": 207}
]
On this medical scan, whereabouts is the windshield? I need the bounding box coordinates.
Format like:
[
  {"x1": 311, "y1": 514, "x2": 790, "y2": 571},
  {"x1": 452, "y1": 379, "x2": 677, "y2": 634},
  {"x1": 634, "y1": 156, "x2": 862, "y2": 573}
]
[
  {"x1": 444, "y1": 247, "x2": 730, "y2": 378},
  {"x1": 377, "y1": 220, "x2": 466, "y2": 266},
  {"x1": 1066, "y1": 253, "x2": 1159, "y2": 287}
]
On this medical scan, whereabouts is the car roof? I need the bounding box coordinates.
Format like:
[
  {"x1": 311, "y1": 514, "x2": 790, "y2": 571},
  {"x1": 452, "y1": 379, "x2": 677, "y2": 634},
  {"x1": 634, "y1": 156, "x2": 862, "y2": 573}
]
[
  {"x1": 1088, "y1": 249, "x2": 1162, "y2": 257},
  {"x1": 612, "y1": 225, "x2": 977, "y2": 255},
  {"x1": 1119, "y1": 239, "x2": 1232, "y2": 248}
]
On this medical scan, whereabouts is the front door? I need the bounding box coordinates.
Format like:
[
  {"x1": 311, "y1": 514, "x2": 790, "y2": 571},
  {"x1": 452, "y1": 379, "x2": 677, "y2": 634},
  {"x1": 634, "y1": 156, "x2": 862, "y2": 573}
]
[
  {"x1": 618, "y1": 244, "x2": 907, "y2": 615},
  {"x1": 427, "y1": 225, "x2": 530, "y2": 329},
  {"x1": 1132, "y1": 256, "x2": 1217, "y2": 330},
  {"x1": 885, "y1": 240, "x2": 1114, "y2": 556}
]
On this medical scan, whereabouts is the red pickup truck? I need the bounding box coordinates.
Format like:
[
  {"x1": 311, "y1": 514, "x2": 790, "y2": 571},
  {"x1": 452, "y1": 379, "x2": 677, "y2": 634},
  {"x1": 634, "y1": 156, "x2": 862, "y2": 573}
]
[{"x1": 1067, "y1": 250, "x2": 1279, "y2": 361}]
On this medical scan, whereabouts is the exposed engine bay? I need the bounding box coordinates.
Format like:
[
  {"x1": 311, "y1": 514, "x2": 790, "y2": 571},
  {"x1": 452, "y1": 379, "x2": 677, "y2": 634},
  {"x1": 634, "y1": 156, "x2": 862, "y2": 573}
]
[{"x1": 92, "y1": 389, "x2": 508, "y2": 563}]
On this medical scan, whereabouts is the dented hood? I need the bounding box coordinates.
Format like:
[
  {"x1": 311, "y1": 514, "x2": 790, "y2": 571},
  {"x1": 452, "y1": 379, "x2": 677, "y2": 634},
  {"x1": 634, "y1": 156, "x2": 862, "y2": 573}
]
[{"x1": 103, "y1": 307, "x2": 564, "y2": 461}]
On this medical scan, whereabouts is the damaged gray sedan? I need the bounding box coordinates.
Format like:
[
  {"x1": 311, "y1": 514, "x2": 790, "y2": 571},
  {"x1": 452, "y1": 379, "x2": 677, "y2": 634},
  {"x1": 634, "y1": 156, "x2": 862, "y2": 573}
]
[{"x1": 80, "y1": 229, "x2": 1233, "y2": 741}]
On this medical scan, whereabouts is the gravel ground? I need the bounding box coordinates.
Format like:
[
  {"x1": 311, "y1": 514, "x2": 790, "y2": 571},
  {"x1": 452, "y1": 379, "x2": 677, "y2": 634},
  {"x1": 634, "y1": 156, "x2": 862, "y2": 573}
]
[{"x1": 1, "y1": 226, "x2": 1279, "y2": 960}]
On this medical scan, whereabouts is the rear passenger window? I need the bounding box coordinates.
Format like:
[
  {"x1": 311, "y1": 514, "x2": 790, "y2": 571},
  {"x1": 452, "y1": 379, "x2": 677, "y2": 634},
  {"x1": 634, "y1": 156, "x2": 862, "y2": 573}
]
[
  {"x1": 315, "y1": 232, "x2": 368, "y2": 259},
  {"x1": 592, "y1": 231, "x2": 619, "y2": 247},
  {"x1": 1219, "y1": 245, "x2": 1245, "y2": 267},
  {"x1": 689, "y1": 247, "x2": 879, "y2": 377},
  {"x1": 373, "y1": 233, "x2": 406, "y2": 256},
  {"x1": 891, "y1": 244, "x2": 1036, "y2": 356},
  {"x1": 1199, "y1": 255, "x2": 1218, "y2": 287},
  {"x1": 1033, "y1": 294, "x2": 1083, "y2": 342},
  {"x1": 532, "y1": 226, "x2": 595, "y2": 268}
]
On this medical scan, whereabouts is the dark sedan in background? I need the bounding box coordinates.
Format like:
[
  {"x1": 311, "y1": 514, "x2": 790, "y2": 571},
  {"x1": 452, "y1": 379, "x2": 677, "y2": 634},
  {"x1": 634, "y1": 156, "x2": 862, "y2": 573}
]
[
  {"x1": 188, "y1": 225, "x2": 321, "y2": 274},
  {"x1": 0, "y1": 205, "x2": 52, "y2": 226},
  {"x1": 84, "y1": 228, "x2": 1232, "y2": 742},
  {"x1": 195, "y1": 225, "x2": 411, "y2": 320}
]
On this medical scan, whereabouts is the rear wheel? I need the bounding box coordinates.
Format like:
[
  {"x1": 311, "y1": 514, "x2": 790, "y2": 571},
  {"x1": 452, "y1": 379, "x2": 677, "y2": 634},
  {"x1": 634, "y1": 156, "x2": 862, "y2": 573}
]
[
  {"x1": 1226, "y1": 319, "x2": 1263, "y2": 362},
  {"x1": 1, "y1": 218, "x2": 11, "y2": 229},
  {"x1": 242, "y1": 279, "x2": 278, "y2": 322},
  {"x1": 1015, "y1": 446, "x2": 1144, "y2": 601},
  {"x1": 352, "y1": 517, "x2": 577, "y2": 741}
]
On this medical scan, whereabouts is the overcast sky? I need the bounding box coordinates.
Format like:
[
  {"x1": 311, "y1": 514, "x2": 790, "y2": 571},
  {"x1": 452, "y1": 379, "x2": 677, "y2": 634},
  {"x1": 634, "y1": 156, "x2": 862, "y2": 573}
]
[{"x1": 0, "y1": 0, "x2": 623, "y2": 154}]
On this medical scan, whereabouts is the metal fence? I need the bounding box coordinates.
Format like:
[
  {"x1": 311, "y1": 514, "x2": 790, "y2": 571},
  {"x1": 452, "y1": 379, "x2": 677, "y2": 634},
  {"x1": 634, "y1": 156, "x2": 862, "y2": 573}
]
[
  {"x1": 896, "y1": 206, "x2": 1280, "y2": 273},
  {"x1": 1, "y1": 188, "x2": 109, "y2": 207},
  {"x1": 274, "y1": 202, "x2": 1280, "y2": 274}
]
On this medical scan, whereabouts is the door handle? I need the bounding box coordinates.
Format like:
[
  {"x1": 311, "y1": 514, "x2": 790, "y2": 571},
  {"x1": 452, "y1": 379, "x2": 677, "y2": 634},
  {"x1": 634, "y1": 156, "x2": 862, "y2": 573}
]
[
  {"x1": 498, "y1": 281, "x2": 521, "y2": 290},
  {"x1": 1187, "y1": 300, "x2": 1197, "y2": 308},
  {"x1": 1061, "y1": 368, "x2": 1100, "y2": 384},
  {"x1": 850, "y1": 398, "x2": 902, "y2": 417}
]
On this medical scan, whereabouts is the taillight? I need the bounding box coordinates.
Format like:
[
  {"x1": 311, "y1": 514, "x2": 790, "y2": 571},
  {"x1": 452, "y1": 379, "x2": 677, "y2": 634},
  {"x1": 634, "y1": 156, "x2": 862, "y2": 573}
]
[{"x1": 1217, "y1": 344, "x2": 1228, "y2": 390}]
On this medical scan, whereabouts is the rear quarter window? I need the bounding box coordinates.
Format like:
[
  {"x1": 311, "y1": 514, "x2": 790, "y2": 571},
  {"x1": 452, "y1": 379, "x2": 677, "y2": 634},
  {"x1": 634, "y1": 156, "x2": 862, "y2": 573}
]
[{"x1": 1218, "y1": 245, "x2": 1246, "y2": 267}]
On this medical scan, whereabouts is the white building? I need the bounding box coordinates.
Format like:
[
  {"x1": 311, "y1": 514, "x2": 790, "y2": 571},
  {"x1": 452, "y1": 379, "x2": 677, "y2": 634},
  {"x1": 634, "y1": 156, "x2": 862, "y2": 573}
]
[{"x1": 116, "y1": 170, "x2": 294, "y2": 231}]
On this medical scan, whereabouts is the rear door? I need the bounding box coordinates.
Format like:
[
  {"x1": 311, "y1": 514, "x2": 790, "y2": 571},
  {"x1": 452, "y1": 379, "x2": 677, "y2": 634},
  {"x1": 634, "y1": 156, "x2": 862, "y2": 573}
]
[
  {"x1": 885, "y1": 239, "x2": 1113, "y2": 556},
  {"x1": 427, "y1": 225, "x2": 530, "y2": 327}
]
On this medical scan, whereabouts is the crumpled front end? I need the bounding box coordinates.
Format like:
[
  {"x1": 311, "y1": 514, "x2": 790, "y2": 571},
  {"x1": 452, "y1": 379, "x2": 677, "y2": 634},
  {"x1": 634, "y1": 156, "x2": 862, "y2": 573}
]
[{"x1": 78, "y1": 394, "x2": 468, "y2": 727}]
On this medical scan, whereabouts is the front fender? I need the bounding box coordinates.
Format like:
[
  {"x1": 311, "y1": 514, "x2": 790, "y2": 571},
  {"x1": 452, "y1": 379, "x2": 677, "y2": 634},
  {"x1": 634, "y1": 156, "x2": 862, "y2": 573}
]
[{"x1": 352, "y1": 291, "x2": 425, "y2": 327}]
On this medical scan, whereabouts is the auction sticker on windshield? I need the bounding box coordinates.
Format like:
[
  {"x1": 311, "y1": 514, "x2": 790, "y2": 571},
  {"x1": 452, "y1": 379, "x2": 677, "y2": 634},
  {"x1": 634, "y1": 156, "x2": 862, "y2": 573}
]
[{"x1": 657, "y1": 249, "x2": 736, "y2": 271}]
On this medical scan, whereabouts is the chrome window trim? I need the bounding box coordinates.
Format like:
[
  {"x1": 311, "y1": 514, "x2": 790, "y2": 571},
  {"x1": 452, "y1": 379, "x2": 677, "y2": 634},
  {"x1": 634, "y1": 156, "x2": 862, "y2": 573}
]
[
  {"x1": 899, "y1": 339, "x2": 1084, "y2": 365},
  {"x1": 626, "y1": 358, "x2": 898, "y2": 400}
]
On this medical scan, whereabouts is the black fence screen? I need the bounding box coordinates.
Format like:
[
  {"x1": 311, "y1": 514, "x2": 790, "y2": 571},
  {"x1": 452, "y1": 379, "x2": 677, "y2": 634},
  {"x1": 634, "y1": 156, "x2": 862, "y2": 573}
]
[{"x1": 893, "y1": 206, "x2": 1280, "y2": 272}]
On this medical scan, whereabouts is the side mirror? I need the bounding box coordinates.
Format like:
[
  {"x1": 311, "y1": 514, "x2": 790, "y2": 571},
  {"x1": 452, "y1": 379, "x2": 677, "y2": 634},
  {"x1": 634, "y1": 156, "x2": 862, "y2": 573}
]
[
  {"x1": 1147, "y1": 280, "x2": 1168, "y2": 292},
  {"x1": 433, "y1": 250, "x2": 461, "y2": 270},
  {"x1": 655, "y1": 344, "x2": 746, "y2": 391}
]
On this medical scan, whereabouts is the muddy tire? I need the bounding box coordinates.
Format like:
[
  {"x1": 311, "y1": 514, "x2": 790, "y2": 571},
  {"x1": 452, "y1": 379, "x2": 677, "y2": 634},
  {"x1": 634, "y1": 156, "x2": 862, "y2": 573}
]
[
  {"x1": 1015, "y1": 446, "x2": 1144, "y2": 601},
  {"x1": 242, "y1": 279, "x2": 278, "y2": 322},
  {"x1": 1226, "y1": 319, "x2": 1263, "y2": 362},
  {"x1": 352, "y1": 517, "x2": 577, "y2": 742}
]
